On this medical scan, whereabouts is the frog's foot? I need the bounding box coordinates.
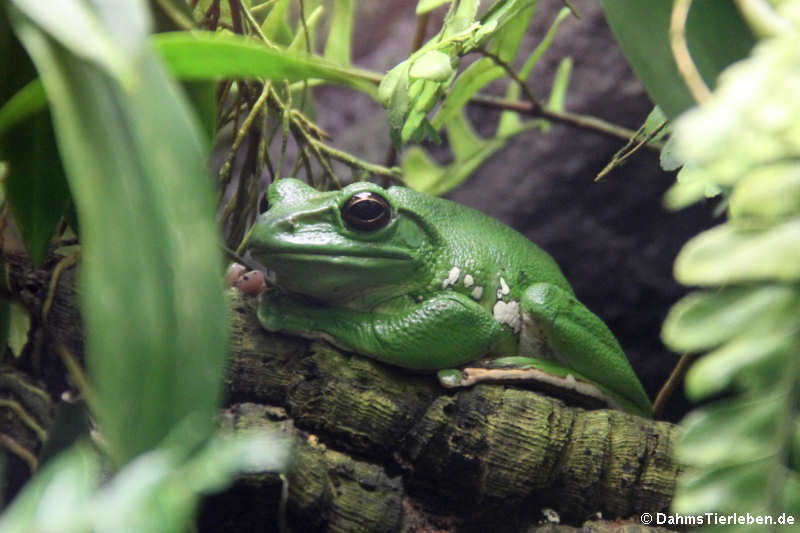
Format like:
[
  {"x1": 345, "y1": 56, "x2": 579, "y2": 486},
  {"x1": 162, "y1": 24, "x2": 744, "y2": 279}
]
[
  {"x1": 439, "y1": 357, "x2": 630, "y2": 412},
  {"x1": 227, "y1": 263, "x2": 267, "y2": 295},
  {"x1": 436, "y1": 369, "x2": 468, "y2": 388}
]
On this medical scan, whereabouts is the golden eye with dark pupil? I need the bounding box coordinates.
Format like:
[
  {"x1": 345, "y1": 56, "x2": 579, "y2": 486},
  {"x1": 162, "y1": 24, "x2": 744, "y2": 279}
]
[{"x1": 342, "y1": 191, "x2": 391, "y2": 231}]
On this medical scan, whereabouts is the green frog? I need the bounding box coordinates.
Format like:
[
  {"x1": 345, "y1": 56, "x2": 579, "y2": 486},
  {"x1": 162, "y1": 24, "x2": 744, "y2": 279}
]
[{"x1": 246, "y1": 178, "x2": 652, "y2": 417}]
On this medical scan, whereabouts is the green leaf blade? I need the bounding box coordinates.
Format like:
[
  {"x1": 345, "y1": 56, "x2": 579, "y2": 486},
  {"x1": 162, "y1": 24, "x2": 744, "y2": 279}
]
[
  {"x1": 12, "y1": 2, "x2": 229, "y2": 465},
  {"x1": 152, "y1": 31, "x2": 378, "y2": 97}
]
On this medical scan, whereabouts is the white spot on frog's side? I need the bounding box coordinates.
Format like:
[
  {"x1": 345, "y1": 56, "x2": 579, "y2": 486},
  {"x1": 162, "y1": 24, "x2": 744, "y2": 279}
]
[
  {"x1": 493, "y1": 300, "x2": 521, "y2": 333},
  {"x1": 463, "y1": 274, "x2": 474, "y2": 288},
  {"x1": 518, "y1": 312, "x2": 547, "y2": 358},
  {"x1": 565, "y1": 374, "x2": 576, "y2": 384},
  {"x1": 441, "y1": 266, "x2": 461, "y2": 289},
  {"x1": 499, "y1": 276, "x2": 510, "y2": 295},
  {"x1": 471, "y1": 286, "x2": 484, "y2": 300}
]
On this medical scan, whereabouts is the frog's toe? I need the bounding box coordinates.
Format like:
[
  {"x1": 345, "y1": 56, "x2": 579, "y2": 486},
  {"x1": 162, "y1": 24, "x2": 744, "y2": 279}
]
[{"x1": 437, "y1": 369, "x2": 467, "y2": 388}]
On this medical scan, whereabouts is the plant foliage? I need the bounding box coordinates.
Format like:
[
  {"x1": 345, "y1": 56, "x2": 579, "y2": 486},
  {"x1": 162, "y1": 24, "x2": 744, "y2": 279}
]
[
  {"x1": 0, "y1": 0, "x2": 287, "y2": 531},
  {"x1": 652, "y1": 2, "x2": 800, "y2": 529}
]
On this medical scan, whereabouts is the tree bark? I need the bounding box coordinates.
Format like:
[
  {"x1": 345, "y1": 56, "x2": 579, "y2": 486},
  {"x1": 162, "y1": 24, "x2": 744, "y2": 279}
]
[{"x1": 4, "y1": 259, "x2": 680, "y2": 532}]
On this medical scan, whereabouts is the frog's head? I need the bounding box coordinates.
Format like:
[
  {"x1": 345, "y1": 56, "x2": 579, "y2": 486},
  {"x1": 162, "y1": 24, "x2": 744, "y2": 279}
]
[{"x1": 247, "y1": 178, "x2": 439, "y2": 303}]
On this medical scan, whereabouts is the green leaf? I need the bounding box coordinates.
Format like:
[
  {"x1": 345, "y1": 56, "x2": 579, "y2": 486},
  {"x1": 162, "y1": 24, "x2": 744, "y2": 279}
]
[
  {"x1": 416, "y1": 0, "x2": 452, "y2": 14},
  {"x1": 324, "y1": 0, "x2": 353, "y2": 65},
  {"x1": 2, "y1": 110, "x2": 72, "y2": 266},
  {"x1": 674, "y1": 459, "x2": 780, "y2": 515},
  {"x1": 0, "y1": 432, "x2": 289, "y2": 533},
  {"x1": 8, "y1": 301, "x2": 31, "y2": 358},
  {"x1": 0, "y1": 265, "x2": 9, "y2": 358},
  {"x1": 11, "y1": 1, "x2": 228, "y2": 465},
  {"x1": 685, "y1": 333, "x2": 793, "y2": 401},
  {"x1": 675, "y1": 220, "x2": 800, "y2": 285},
  {"x1": 600, "y1": 0, "x2": 755, "y2": 119},
  {"x1": 409, "y1": 50, "x2": 453, "y2": 82},
  {"x1": 289, "y1": 4, "x2": 323, "y2": 52},
  {"x1": 658, "y1": 135, "x2": 681, "y2": 172},
  {"x1": 661, "y1": 285, "x2": 800, "y2": 353},
  {"x1": 474, "y1": 0, "x2": 538, "y2": 50},
  {"x1": 261, "y1": 0, "x2": 292, "y2": 45},
  {"x1": 497, "y1": 5, "x2": 569, "y2": 136},
  {"x1": 676, "y1": 396, "x2": 789, "y2": 469},
  {"x1": 400, "y1": 79, "x2": 444, "y2": 145},
  {"x1": 431, "y1": 58, "x2": 503, "y2": 129},
  {"x1": 642, "y1": 106, "x2": 667, "y2": 138},
  {"x1": 152, "y1": 31, "x2": 378, "y2": 97},
  {"x1": 403, "y1": 110, "x2": 539, "y2": 195},
  {"x1": 0, "y1": 443, "x2": 100, "y2": 533},
  {"x1": 0, "y1": 79, "x2": 46, "y2": 139},
  {"x1": 546, "y1": 56, "x2": 571, "y2": 111},
  {"x1": 663, "y1": 163, "x2": 722, "y2": 210},
  {"x1": 729, "y1": 163, "x2": 800, "y2": 220},
  {"x1": 181, "y1": 80, "x2": 216, "y2": 144},
  {"x1": 400, "y1": 147, "x2": 444, "y2": 193},
  {"x1": 9, "y1": 1, "x2": 139, "y2": 84}
]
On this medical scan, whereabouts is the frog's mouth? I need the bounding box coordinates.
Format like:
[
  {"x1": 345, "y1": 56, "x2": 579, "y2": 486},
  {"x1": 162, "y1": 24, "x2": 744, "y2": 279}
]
[{"x1": 253, "y1": 242, "x2": 415, "y2": 265}]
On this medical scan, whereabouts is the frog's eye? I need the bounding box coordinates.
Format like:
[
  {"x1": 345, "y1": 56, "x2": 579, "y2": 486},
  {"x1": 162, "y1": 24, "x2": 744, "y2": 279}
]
[{"x1": 341, "y1": 191, "x2": 392, "y2": 231}]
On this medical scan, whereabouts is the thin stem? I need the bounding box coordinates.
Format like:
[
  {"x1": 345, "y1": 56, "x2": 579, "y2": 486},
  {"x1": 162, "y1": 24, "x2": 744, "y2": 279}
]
[
  {"x1": 306, "y1": 135, "x2": 402, "y2": 179},
  {"x1": 293, "y1": 124, "x2": 340, "y2": 188},
  {"x1": 478, "y1": 47, "x2": 540, "y2": 111},
  {"x1": 257, "y1": 101, "x2": 276, "y2": 181},
  {"x1": 229, "y1": 0, "x2": 243, "y2": 33},
  {"x1": 653, "y1": 352, "x2": 696, "y2": 418},
  {"x1": 0, "y1": 434, "x2": 38, "y2": 472},
  {"x1": 469, "y1": 93, "x2": 664, "y2": 149},
  {"x1": 240, "y1": 1, "x2": 279, "y2": 49},
  {"x1": 219, "y1": 83, "x2": 271, "y2": 185},
  {"x1": 670, "y1": 0, "x2": 711, "y2": 104},
  {"x1": 155, "y1": 0, "x2": 196, "y2": 29},
  {"x1": 0, "y1": 399, "x2": 47, "y2": 441},
  {"x1": 42, "y1": 251, "x2": 79, "y2": 323},
  {"x1": 57, "y1": 344, "x2": 97, "y2": 415},
  {"x1": 595, "y1": 120, "x2": 668, "y2": 181}
]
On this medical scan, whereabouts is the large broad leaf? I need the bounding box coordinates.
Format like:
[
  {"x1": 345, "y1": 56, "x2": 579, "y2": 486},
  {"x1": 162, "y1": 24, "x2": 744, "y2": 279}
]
[
  {"x1": 0, "y1": 433, "x2": 289, "y2": 533},
  {"x1": 685, "y1": 333, "x2": 793, "y2": 401},
  {"x1": 2, "y1": 110, "x2": 71, "y2": 266},
  {"x1": 661, "y1": 285, "x2": 800, "y2": 353},
  {"x1": 323, "y1": 0, "x2": 354, "y2": 66},
  {"x1": 0, "y1": 12, "x2": 70, "y2": 266},
  {"x1": 152, "y1": 31, "x2": 378, "y2": 97},
  {"x1": 600, "y1": 0, "x2": 755, "y2": 119},
  {"x1": 674, "y1": 220, "x2": 800, "y2": 285},
  {"x1": 10, "y1": 0, "x2": 228, "y2": 465}
]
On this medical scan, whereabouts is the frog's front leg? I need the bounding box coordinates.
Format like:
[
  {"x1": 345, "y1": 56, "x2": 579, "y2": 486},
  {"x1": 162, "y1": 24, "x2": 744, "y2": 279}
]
[
  {"x1": 258, "y1": 290, "x2": 506, "y2": 370},
  {"x1": 519, "y1": 283, "x2": 653, "y2": 417}
]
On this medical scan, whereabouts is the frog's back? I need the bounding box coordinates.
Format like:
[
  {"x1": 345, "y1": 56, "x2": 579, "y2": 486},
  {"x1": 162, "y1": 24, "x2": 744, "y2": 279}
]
[{"x1": 389, "y1": 186, "x2": 574, "y2": 296}]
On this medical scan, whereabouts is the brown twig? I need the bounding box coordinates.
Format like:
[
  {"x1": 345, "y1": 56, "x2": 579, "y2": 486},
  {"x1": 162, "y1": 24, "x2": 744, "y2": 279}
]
[
  {"x1": 595, "y1": 120, "x2": 668, "y2": 181},
  {"x1": 478, "y1": 47, "x2": 541, "y2": 111},
  {"x1": 469, "y1": 94, "x2": 664, "y2": 149},
  {"x1": 653, "y1": 352, "x2": 696, "y2": 418}
]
